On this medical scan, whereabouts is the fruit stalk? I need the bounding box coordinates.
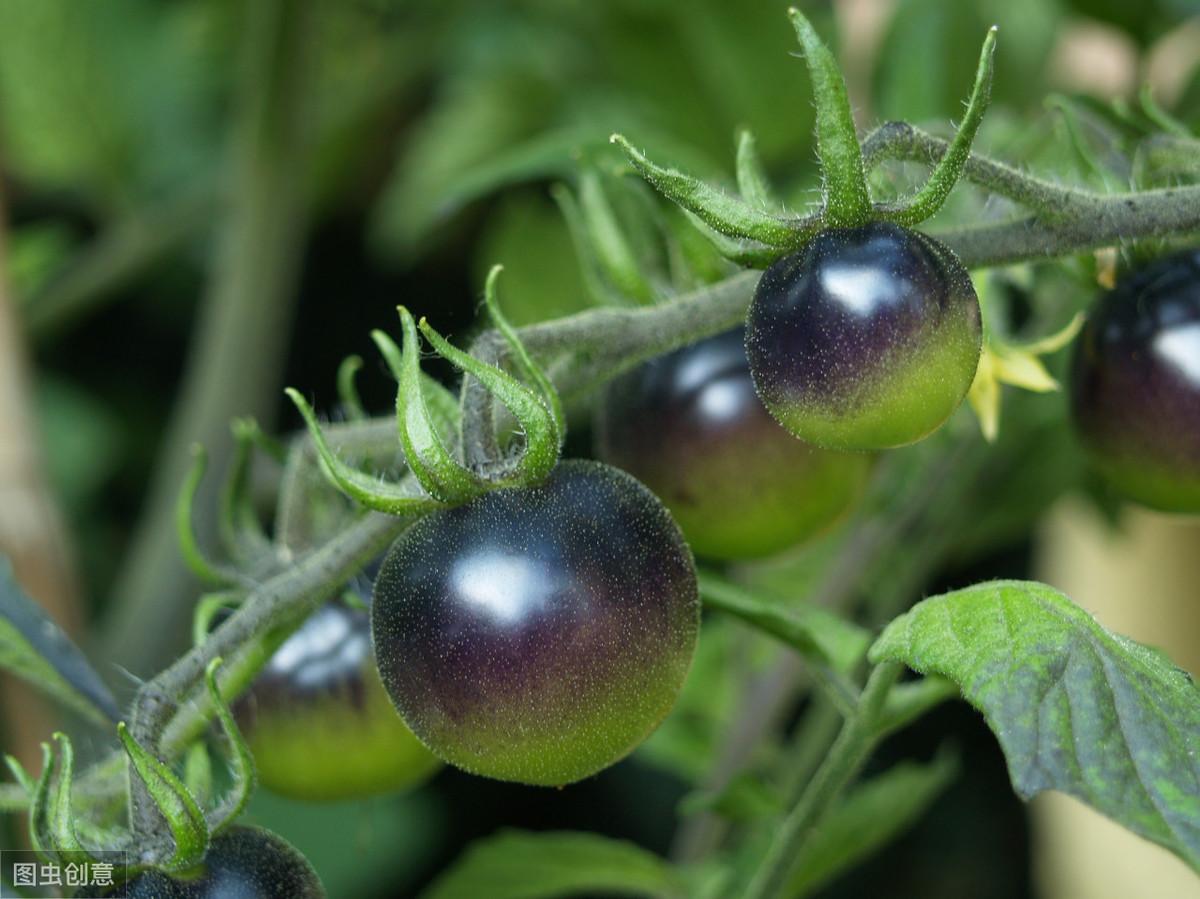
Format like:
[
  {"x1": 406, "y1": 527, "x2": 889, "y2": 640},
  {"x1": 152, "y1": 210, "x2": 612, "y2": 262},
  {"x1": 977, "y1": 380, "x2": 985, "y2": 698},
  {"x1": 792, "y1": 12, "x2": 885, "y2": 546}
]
[{"x1": 741, "y1": 661, "x2": 902, "y2": 899}]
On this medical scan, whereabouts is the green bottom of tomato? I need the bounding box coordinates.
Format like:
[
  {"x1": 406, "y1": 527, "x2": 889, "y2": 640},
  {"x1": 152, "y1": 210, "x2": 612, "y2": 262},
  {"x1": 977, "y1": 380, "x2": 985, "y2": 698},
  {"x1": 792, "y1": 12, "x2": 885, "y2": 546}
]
[
  {"x1": 759, "y1": 317, "x2": 980, "y2": 451},
  {"x1": 245, "y1": 668, "x2": 440, "y2": 801},
  {"x1": 1087, "y1": 451, "x2": 1200, "y2": 514}
]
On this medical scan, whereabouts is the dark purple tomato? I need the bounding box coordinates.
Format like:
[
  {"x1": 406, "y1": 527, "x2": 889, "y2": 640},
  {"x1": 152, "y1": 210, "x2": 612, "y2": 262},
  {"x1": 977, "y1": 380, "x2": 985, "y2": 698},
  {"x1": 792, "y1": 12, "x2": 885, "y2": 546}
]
[
  {"x1": 235, "y1": 600, "x2": 439, "y2": 800},
  {"x1": 1070, "y1": 249, "x2": 1200, "y2": 513},
  {"x1": 120, "y1": 826, "x2": 323, "y2": 898},
  {"x1": 746, "y1": 221, "x2": 981, "y2": 450},
  {"x1": 596, "y1": 327, "x2": 870, "y2": 559},
  {"x1": 371, "y1": 460, "x2": 699, "y2": 786}
]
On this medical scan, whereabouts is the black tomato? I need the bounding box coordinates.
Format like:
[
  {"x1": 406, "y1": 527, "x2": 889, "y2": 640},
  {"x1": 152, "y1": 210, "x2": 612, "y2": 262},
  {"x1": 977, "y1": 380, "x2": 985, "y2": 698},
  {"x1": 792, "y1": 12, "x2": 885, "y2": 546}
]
[
  {"x1": 596, "y1": 327, "x2": 870, "y2": 559},
  {"x1": 371, "y1": 460, "x2": 699, "y2": 786},
  {"x1": 121, "y1": 826, "x2": 323, "y2": 898},
  {"x1": 745, "y1": 221, "x2": 982, "y2": 450},
  {"x1": 235, "y1": 599, "x2": 439, "y2": 801},
  {"x1": 1070, "y1": 249, "x2": 1200, "y2": 513}
]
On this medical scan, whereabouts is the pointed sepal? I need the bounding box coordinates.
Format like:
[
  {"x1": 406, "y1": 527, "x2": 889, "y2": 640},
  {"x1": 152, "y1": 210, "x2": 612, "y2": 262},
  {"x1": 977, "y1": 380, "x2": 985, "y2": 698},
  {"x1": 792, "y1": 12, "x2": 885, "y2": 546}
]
[
  {"x1": 735, "y1": 129, "x2": 776, "y2": 210},
  {"x1": 202, "y1": 658, "x2": 256, "y2": 834},
  {"x1": 376, "y1": 310, "x2": 488, "y2": 504},
  {"x1": 611, "y1": 134, "x2": 803, "y2": 249},
  {"x1": 118, "y1": 721, "x2": 209, "y2": 871},
  {"x1": 284, "y1": 388, "x2": 443, "y2": 516},
  {"x1": 336, "y1": 354, "x2": 368, "y2": 422},
  {"x1": 787, "y1": 8, "x2": 871, "y2": 228},
  {"x1": 419, "y1": 310, "x2": 561, "y2": 489},
  {"x1": 176, "y1": 446, "x2": 243, "y2": 587},
  {"x1": 218, "y1": 419, "x2": 273, "y2": 566},
  {"x1": 882, "y1": 27, "x2": 998, "y2": 226}
]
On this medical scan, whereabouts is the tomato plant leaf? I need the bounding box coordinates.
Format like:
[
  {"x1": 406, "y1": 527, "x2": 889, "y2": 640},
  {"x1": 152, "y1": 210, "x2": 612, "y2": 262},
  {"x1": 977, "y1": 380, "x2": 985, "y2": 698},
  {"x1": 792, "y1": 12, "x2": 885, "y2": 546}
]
[
  {"x1": 421, "y1": 829, "x2": 681, "y2": 899},
  {"x1": 785, "y1": 750, "x2": 960, "y2": 898},
  {"x1": 0, "y1": 559, "x2": 120, "y2": 725},
  {"x1": 869, "y1": 579, "x2": 1200, "y2": 872}
]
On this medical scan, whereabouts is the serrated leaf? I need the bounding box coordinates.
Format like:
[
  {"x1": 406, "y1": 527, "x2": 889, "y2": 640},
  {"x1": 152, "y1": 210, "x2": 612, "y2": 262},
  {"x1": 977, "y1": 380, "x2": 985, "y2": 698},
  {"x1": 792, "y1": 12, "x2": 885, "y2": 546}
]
[
  {"x1": 785, "y1": 751, "x2": 960, "y2": 898},
  {"x1": 869, "y1": 580, "x2": 1200, "y2": 872},
  {"x1": 421, "y1": 830, "x2": 681, "y2": 899},
  {"x1": 0, "y1": 559, "x2": 120, "y2": 725}
]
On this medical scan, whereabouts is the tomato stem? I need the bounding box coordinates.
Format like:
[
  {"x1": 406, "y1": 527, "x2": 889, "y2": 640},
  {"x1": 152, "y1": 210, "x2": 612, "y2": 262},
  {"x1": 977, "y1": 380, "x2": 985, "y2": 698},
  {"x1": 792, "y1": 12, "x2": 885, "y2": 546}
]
[{"x1": 741, "y1": 661, "x2": 902, "y2": 899}]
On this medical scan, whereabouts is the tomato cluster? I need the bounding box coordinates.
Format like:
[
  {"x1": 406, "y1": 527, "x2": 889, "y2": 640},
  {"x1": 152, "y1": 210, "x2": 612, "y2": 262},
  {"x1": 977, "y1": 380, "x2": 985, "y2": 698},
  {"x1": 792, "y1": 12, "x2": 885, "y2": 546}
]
[
  {"x1": 597, "y1": 326, "x2": 870, "y2": 560},
  {"x1": 1070, "y1": 249, "x2": 1200, "y2": 513},
  {"x1": 371, "y1": 460, "x2": 699, "y2": 786}
]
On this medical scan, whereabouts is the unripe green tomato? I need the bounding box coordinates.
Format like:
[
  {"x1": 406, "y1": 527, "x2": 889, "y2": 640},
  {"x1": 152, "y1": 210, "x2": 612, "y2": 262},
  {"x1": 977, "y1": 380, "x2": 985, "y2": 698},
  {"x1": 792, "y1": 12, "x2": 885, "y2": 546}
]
[
  {"x1": 596, "y1": 327, "x2": 870, "y2": 559},
  {"x1": 746, "y1": 221, "x2": 982, "y2": 450},
  {"x1": 371, "y1": 460, "x2": 699, "y2": 787},
  {"x1": 235, "y1": 600, "x2": 440, "y2": 801}
]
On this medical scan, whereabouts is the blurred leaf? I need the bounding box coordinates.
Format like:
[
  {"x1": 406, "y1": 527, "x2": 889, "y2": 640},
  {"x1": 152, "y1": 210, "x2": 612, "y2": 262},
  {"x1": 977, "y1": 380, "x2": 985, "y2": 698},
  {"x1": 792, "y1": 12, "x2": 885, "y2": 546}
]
[
  {"x1": 785, "y1": 751, "x2": 960, "y2": 898},
  {"x1": 247, "y1": 784, "x2": 446, "y2": 897},
  {"x1": 874, "y1": 0, "x2": 1061, "y2": 122},
  {"x1": 871, "y1": 580, "x2": 1200, "y2": 873},
  {"x1": 680, "y1": 772, "x2": 783, "y2": 823},
  {"x1": 638, "y1": 618, "x2": 773, "y2": 782},
  {"x1": 0, "y1": 558, "x2": 120, "y2": 725},
  {"x1": 36, "y1": 376, "x2": 126, "y2": 509},
  {"x1": 698, "y1": 572, "x2": 870, "y2": 673},
  {"x1": 6, "y1": 224, "x2": 76, "y2": 301},
  {"x1": 422, "y1": 830, "x2": 681, "y2": 899},
  {"x1": 473, "y1": 191, "x2": 598, "y2": 326},
  {"x1": 0, "y1": 0, "x2": 219, "y2": 203}
]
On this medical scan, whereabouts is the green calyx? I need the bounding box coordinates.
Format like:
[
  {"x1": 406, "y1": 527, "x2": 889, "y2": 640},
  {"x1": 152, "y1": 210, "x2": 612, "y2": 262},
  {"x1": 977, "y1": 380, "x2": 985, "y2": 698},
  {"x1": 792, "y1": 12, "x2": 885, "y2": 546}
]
[
  {"x1": 111, "y1": 659, "x2": 255, "y2": 876},
  {"x1": 612, "y1": 10, "x2": 997, "y2": 264},
  {"x1": 284, "y1": 265, "x2": 563, "y2": 516}
]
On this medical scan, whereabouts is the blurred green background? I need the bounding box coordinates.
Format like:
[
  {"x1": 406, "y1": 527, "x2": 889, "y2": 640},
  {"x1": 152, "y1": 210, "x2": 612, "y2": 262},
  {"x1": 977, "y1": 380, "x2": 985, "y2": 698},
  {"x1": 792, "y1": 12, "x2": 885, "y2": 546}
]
[{"x1": 0, "y1": 0, "x2": 1197, "y2": 895}]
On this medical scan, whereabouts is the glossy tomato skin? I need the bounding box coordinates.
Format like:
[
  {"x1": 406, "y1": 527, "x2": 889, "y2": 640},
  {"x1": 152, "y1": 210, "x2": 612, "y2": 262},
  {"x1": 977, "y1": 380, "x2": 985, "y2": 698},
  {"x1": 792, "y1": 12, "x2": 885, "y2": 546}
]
[
  {"x1": 235, "y1": 600, "x2": 439, "y2": 801},
  {"x1": 1070, "y1": 249, "x2": 1200, "y2": 513},
  {"x1": 120, "y1": 826, "x2": 323, "y2": 898},
  {"x1": 746, "y1": 221, "x2": 981, "y2": 451},
  {"x1": 371, "y1": 460, "x2": 699, "y2": 787},
  {"x1": 596, "y1": 327, "x2": 870, "y2": 559}
]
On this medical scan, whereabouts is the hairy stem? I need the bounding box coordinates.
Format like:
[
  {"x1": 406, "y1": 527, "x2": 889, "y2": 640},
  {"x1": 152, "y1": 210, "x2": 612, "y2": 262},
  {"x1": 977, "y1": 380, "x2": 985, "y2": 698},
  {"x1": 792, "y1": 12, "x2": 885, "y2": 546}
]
[{"x1": 741, "y1": 661, "x2": 902, "y2": 899}]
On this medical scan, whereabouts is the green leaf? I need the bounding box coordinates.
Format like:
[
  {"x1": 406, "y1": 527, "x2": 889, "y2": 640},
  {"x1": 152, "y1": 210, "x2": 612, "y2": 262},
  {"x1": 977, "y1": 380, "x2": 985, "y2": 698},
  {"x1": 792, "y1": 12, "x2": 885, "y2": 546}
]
[
  {"x1": 421, "y1": 830, "x2": 680, "y2": 899},
  {"x1": 785, "y1": 751, "x2": 960, "y2": 898},
  {"x1": 0, "y1": 559, "x2": 120, "y2": 724},
  {"x1": 697, "y1": 572, "x2": 870, "y2": 673},
  {"x1": 869, "y1": 580, "x2": 1200, "y2": 872}
]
